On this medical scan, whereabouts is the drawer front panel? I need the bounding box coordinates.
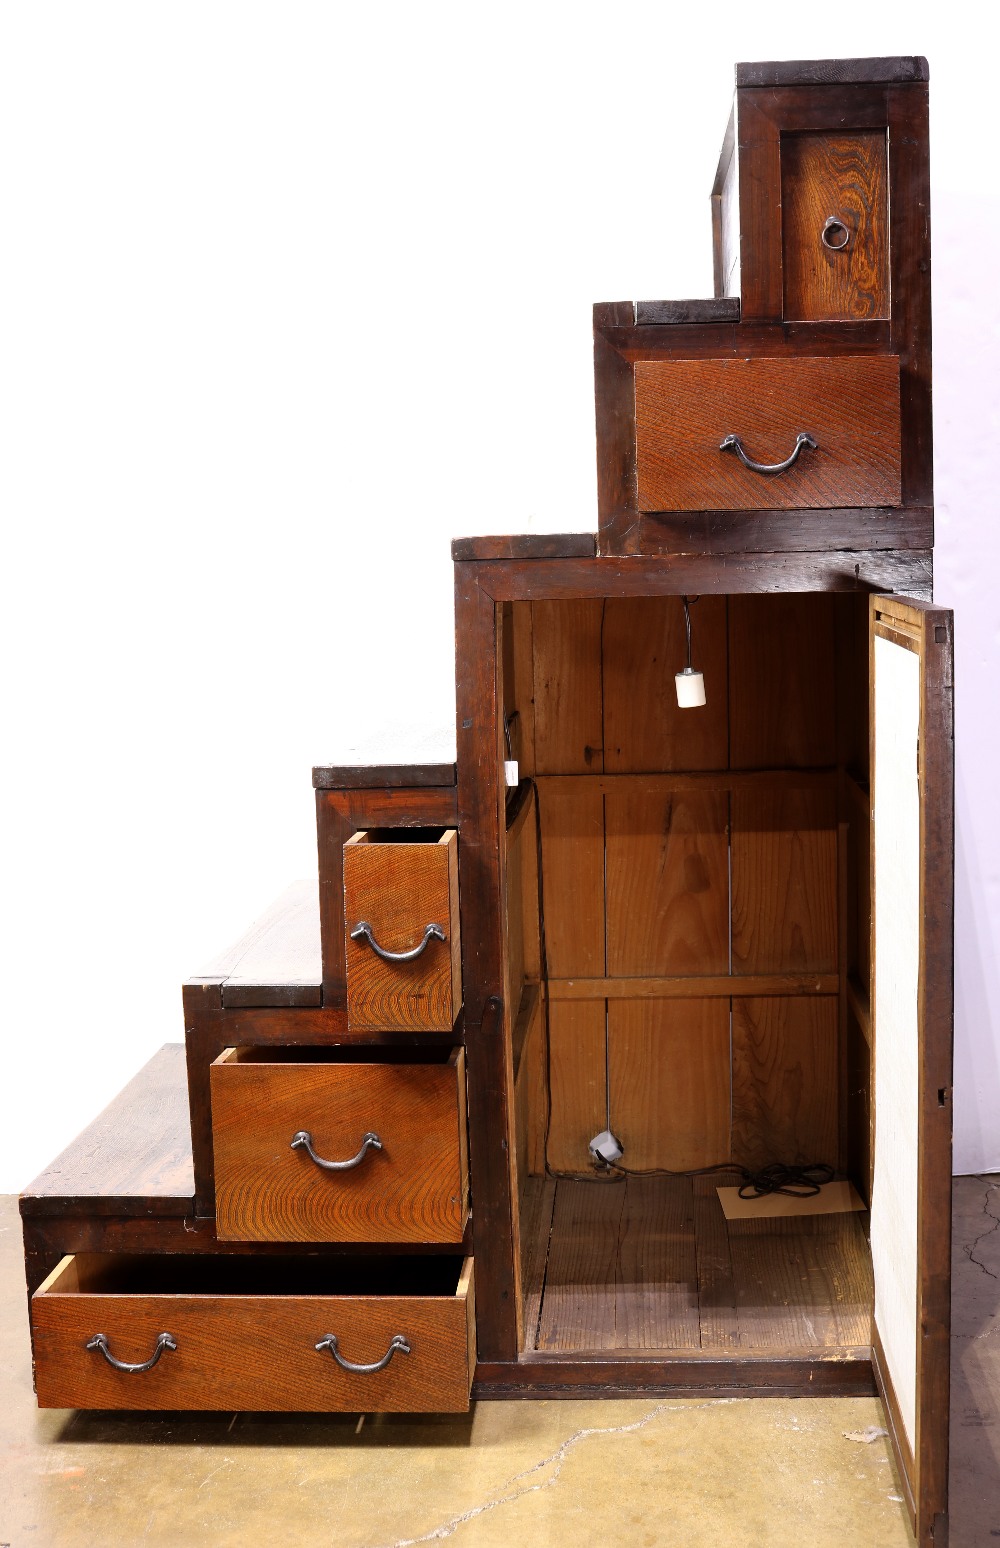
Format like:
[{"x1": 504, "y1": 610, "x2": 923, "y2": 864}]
[
  {"x1": 33, "y1": 1256, "x2": 475, "y2": 1413},
  {"x1": 634, "y1": 355, "x2": 901, "y2": 512},
  {"x1": 781, "y1": 131, "x2": 889, "y2": 322},
  {"x1": 212, "y1": 1051, "x2": 469, "y2": 1244},
  {"x1": 344, "y1": 830, "x2": 461, "y2": 1031}
]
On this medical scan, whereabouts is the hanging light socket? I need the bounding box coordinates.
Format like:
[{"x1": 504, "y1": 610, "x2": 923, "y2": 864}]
[
  {"x1": 675, "y1": 666, "x2": 706, "y2": 707},
  {"x1": 675, "y1": 596, "x2": 707, "y2": 708}
]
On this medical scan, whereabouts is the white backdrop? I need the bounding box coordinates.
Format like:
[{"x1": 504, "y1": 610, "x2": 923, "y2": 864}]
[{"x1": 2, "y1": 2, "x2": 998, "y2": 1189}]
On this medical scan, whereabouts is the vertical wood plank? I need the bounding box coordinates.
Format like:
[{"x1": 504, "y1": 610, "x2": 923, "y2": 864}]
[
  {"x1": 846, "y1": 1005, "x2": 873, "y2": 1205},
  {"x1": 605, "y1": 789, "x2": 730, "y2": 976},
  {"x1": 538, "y1": 782, "x2": 606, "y2": 977},
  {"x1": 608, "y1": 999, "x2": 730, "y2": 1170},
  {"x1": 731, "y1": 787, "x2": 838, "y2": 974},
  {"x1": 617, "y1": 1177, "x2": 701, "y2": 1349},
  {"x1": 510, "y1": 600, "x2": 535, "y2": 774},
  {"x1": 693, "y1": 1174, "x2": 741, "y2": 1349},
  {"x1": 731, "y1": 995, "x2": 839, "y2": 1168},
  {"x1": 602, "y1": 597, "x2": 728, "y2": 771},
  {"x1": 729, "y1": 594, "x2": 837, "y2": 769},
  {"x1": 532, "y1": 599, "x2": 605, "y2": 773},
  {"x1": 454, "y1": 565, "x2": 518, "y2": 1359},
  {"x1": 519, "y1": 1176, "x2": 556, "y2": 1352},
  {"x1": 535, "y1": 1180, "x2": 623, "y2": 1351},
  {"x1": 547, "y1": 1001, "x2": 608, "y2": 1174}
]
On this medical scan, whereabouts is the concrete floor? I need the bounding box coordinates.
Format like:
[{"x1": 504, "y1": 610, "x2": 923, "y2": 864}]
[{"x1": 2, "y1": 1182, "x2": 998, "y2": 1548}]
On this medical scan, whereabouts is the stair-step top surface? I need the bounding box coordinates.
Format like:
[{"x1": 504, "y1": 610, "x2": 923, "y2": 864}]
[
  {"x1": 20, "y1": 1044, "x2": 193, "y2": 1218},
  {"x1": 187, "y1": 879, "x2": 322, "y2": 1008}
]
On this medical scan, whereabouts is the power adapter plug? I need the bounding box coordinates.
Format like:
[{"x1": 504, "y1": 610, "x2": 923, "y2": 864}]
[{"x1": 589, "y1": 1129, "x2": 624, "y2": 1167}]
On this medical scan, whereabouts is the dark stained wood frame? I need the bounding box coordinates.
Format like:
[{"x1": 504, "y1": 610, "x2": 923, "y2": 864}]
[
  {"x1": 868, "y1": 595, "x2": 954, "y2": 1548},
  {"x1": 454, "y1": 552, "x2": 938, "y2": 1386}
]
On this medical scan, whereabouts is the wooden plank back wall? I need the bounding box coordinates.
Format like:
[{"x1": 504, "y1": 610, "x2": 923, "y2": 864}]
[{"x1": 505, "y1": 594, "x2": 855, "y2": 1179}]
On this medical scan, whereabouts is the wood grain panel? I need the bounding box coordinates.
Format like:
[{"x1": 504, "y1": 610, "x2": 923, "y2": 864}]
[
  {"x1": 846, "y1": 1004, "x2": 873, "y2": 1205},
  {"x1": 605, "y1": 790, "x2": 729, "y2": 976},
  {"x1": 602, "y1": 597, "x2": 728, "y2": 771},
  {"x1": 727, "y1": 1211, "x2": 872, "y2": 1350},
  {"x1": 546, "y1": 1001, "x2": 607, "y2": 1174},
  {"x1": 33, "y1": 1254, "x2": 475, "y2": 1412},
  {"x1": 549, "y1": 974, "x2": 838, "y2": 1001},
  {"x1": 729, "y1": 594, "x2": 837, "y2": 769},
  {"x1": 731, "y1": 996, "x2": 839, "y2": 1168},
  {"x1": 535, "y1": 1180, "x2": 622, "y2": 1351},
  {"x1": 617, "y1": 1177, "x2": 701, "y2": 1349},
  {"x1": 510, "y1": 600, "x2": 535, "y2": 774},
  {"x1": 693, "y1": 1174, "x2": 741, "y2": 1349},
  {"x1": 538, "y1": 781, "x2": 605, "y2": 977},
  {"x1": 608, "y1": 999, "x2": 730, "y2": 1170},
  {"x1": 782, "y1": 131, "x2": 889, "y2": 321},
  {"x1": 513, "y1": 989, "x2": 545, "y2": 1184},
  {"x1": 634, "y1": 355, "x2": 901, "y2": 511},
  {"x1": 731, "y1": 788, "x2": 838, "y2": 974},
  {"x1": 211, "y1": 1049, "x2": 468, "y2": 1244},
  {"x1": 519, "y1": 1176, "x2": 556, "y2": 1350},
  {"x1": 531, "y1": 599, "x2": 604, "y2": 773},
  {"x1": 343, "y1": 829, "x2": 461, "y2": 1032}
]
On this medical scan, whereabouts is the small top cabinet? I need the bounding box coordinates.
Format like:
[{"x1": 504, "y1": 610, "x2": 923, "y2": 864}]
[{"x1": 596, "y1": 55, "x2": 931, "y2": 564}]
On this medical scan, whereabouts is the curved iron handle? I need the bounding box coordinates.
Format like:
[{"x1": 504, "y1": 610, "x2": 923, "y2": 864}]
[
  {"x1": 86, "y1": 1332, "x2": 177, "y2": 1373},
  {"x1": 350, "y1": 920, "x2": 446, "y2": 963},
  {"x1": 720, "y1": 431, "x2": 817, "y2": 475},
  {"x1": 315, "y1": 1332, "x2": 411, "y2": 1374},
  {"x1": 290, "y1": 1129, "x2": 382, "y2": 1171}
]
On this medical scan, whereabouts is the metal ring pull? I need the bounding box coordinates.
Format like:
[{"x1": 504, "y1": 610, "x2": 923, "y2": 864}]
[
  {"x1": 719, "y1": 431, "x2": 818, "y2": 475},
  {"x1": 315, "y1": 1333, "x2": 411, "y2": 1374},
  {"x1": 290, "y1": 1130, "x2": 382, "y2": 1171},
  {"x1": 350, "y1": 920, "x2": 446, "y2": 963},
  {"x1": 86, "y1": 1332, "x2": 177, "y2": 1373},
  {"x1": 821, "y1": 216, "x2": 851, "y2": 250}
]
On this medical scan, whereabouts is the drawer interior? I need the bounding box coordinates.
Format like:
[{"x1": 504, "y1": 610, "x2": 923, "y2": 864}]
[
  {"x1": 215, "y1": 1045, "x2": 460, "y2": 1068},
  {"x1": 39, "y1": 1253, "x2": 469, "y2": 1299},
  {"x1": 349, "y1": 827, "x2": 451, "y2": 845}
]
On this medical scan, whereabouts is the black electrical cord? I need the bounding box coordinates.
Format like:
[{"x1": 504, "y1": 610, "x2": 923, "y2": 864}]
[{"x1": 528, "y1": 775, "x2": 835, "y2": 1197}]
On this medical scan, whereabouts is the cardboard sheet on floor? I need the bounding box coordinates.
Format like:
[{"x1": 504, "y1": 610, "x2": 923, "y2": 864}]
[{"x1": 716, "y1": 1180, "x2": 867, "y2": 1220}]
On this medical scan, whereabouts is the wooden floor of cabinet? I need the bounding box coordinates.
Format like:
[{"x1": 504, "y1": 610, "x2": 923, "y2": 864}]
[{"x1": 520, "y1": 1174, "x2": 872, "y2": 1358}]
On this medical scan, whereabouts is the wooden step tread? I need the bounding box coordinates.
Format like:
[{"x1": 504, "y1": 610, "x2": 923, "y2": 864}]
[
  {"x1": 187, "y1": 879, "x2": 322, "y2": 1008},
  {"x1": 20, "y1": 1044, "x2": 194, "y2": 1219}
]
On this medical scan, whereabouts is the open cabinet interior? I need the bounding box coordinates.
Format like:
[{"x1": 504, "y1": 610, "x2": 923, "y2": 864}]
[{"x1": 499, "y1": 592, "x2": 879, "y2": 1358}]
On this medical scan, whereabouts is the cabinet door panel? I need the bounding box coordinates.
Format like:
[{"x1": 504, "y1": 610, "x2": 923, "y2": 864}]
[{"x1": 869, "y1": 596, "x2": 953, "y2": 1548}]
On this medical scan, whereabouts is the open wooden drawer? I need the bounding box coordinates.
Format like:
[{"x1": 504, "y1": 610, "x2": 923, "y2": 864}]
[
  {"x1": 211, "y1": 1046, "x2": 469, "y2": 1244},
  {"x1": 32, "y1": 1253, "x2": 476, "y2": 1412},
  {"x1": 344, "y1": 827, "x2": 461, "y2": 1031}
]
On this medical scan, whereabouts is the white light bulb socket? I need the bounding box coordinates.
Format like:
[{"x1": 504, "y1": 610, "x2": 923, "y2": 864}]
[
  {"x1": 675, "y1": 668, "x2": 706, "y2": 708},
  {"x1": 504, "y1": 759, "x2": 520, "y2": 788}
]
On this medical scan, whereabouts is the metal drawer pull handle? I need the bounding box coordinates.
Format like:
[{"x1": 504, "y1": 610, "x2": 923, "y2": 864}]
[
  {"x1": 291, "y1": 1130, "x2": 382, "y2": 1170},
  {"x1": 720, "y1": 431, "x2": 817, "y2": 475},
  {"x1": 315, "y1": 1333, "x2": 411, "y2": 1374},
  {"x1": 821, "y1": 216, "x2": 851, "y2": 250},
  {"x1": 350, "y1": 920, "x2": 446, "y2": 962},
  {"x1": 86, "y1": 1332, "x2": 177, "y2": 1373}
]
